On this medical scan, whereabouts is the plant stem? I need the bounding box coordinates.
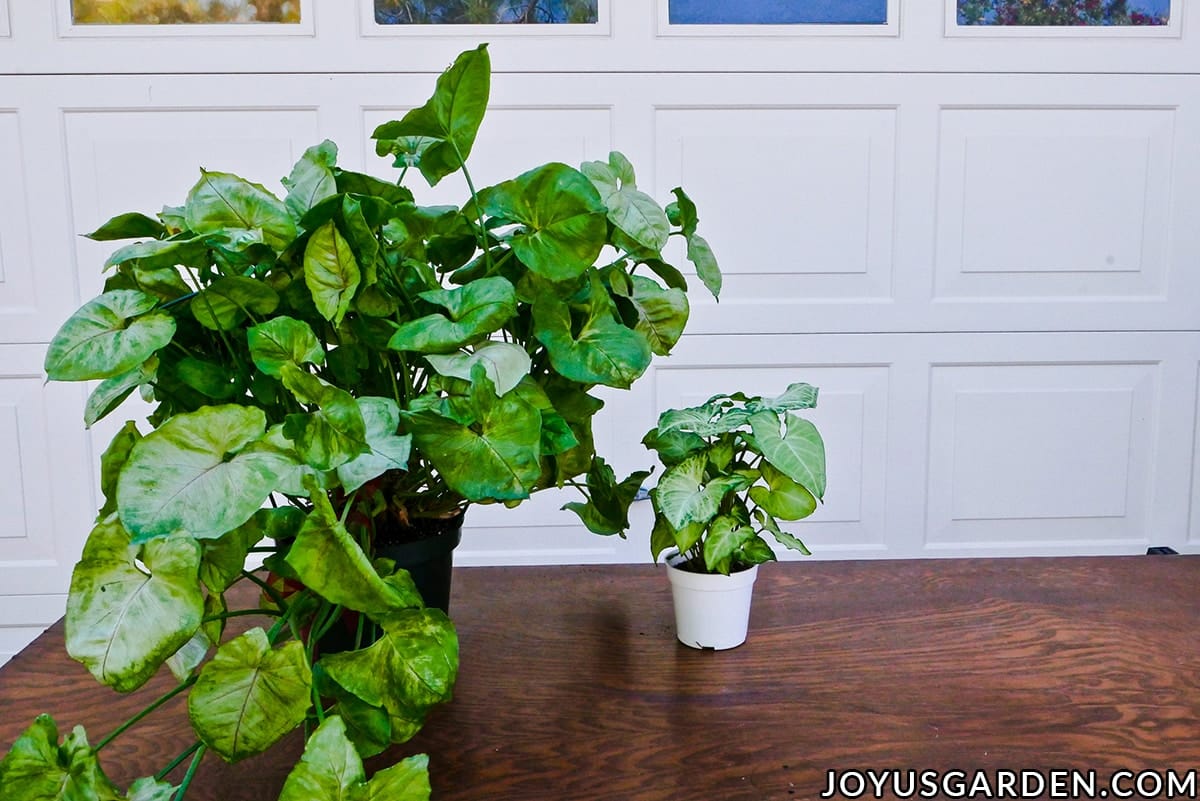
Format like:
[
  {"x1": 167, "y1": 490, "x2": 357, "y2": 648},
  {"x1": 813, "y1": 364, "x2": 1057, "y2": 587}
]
[
  {"x1": 173, "y1": 744, "x2": 207, "y2": 801},
  {"x1": 201, "y1": 608, "x2": 282, "y2": 624},
  {"x1": 95, "y1": 675, "x2": 198, "y2": 752},
  {"x1": 155, "y1": 741, "x2": 203, "y2": 781},
  {"x1": 238, "y1": 569, "x2": 289, "y2": 612},
  {"x1": 453, "y1": 143, "x2": 492, "y2": 274}
]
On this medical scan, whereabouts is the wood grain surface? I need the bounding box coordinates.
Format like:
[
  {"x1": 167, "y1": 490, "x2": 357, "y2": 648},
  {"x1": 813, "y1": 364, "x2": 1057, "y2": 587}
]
[{"x1": 2, "y1": 557, "x2": 1198, "y2": 800}]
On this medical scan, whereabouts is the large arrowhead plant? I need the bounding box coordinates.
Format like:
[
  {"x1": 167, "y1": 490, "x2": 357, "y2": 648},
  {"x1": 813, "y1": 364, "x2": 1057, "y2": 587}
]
[
  {"x1": 3, "y1": 44, "x2": 720, "y2": 800},
  {"x1": 641, "y1": 383, "x2": 827, "y2": 575}
]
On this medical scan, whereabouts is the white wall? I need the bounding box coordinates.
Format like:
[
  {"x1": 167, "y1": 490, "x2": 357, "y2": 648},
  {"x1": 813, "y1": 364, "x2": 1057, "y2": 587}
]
[{"x1": 2, "y1": 0, "x2": 1199, "y2": 662}]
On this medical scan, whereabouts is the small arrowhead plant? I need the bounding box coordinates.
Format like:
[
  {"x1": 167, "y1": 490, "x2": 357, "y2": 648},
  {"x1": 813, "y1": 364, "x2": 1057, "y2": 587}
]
[
  {"x1": 0, "y1": 45, "x2": 720, "y2": 800},
  {"x1": 643, "y1": 383, "x2": 827, "y2": 574}
]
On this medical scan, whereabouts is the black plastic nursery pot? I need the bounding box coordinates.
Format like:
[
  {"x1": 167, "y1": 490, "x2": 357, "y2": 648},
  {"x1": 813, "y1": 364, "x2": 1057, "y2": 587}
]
[{"x1": 373, "y1": 511, "x2": 464, "y2": 614}]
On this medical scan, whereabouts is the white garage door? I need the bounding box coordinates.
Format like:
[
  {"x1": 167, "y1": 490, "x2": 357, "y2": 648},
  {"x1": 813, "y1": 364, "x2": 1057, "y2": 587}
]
[{"x1": 2, "y1": 0, "x2": 1199, "y2": 662}]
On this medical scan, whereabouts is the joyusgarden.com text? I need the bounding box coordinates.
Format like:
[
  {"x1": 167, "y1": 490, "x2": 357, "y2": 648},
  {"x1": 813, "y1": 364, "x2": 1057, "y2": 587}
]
[{"x1": 819, "y1": 769, "x2": 1198, "y2": 799}]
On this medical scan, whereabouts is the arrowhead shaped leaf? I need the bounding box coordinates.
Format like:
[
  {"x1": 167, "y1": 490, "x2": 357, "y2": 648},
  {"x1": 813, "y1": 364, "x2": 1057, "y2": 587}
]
[
  {"x1": 305, "y1": 221, "x2": 361, "y2": 325},
  {"x1": 668, "y1": 188, "x2": 721, "y2": 299},
  {"x1": 247, "y1": 316, "x2": 325, "y2": 377},
  {"x1": 424, "y1": 342, "x2": 530, "y2": 396},
  {"x1": 703, "y1": 515, "x2": 756, "y2": 574},
  {"x1": 104, "y1": 236, "x2": 209, "y2": 271},
  {"x1": 84, "y1": 356, "x2": 158, "y2": 428},
  {"x1": 371, "y1": 44, "x2": 490, "y2": 187},
  {"x1": 283, "y1": 140, "x2": 339, "y2": 220},
  {"x1": 241, "y1": 423, "x2": 333, "y2": 497},
  {"x1": 387, "y1": 276, "x2": 516, "y2": 354},
  {"x1": 0, "y1": 716, "x2": 122, "y2": 801},
  {"x1": 754, "y1": 508, "x2": 811, "y2": 556},
  {"x1": 400, "y1": 374, "x2": 541, "y2": 501},
  {"x1": 65, "y1": 518, "x2": 203, "y2": 692},
  {"x1": 583, "y1": 152, "x2": 670, "y2": 252},
  {"x1": 749, "y1": 410, "x2": 826, "y2": 500},
  {"x1": 336, "y1": 397, "x2": 413, "y2": 493},
  {"x1": 477, "y1": 163, "x2": 607, "y2": 281},
  {"x1": 86, "y1": 212, "x2": 167, "y2": 241},
  {"x1": 614, "y1": 274, "x2": 689, "y2": 356},
  {"x1": 188, "y1": 628, "x2": 312, "y2": 762},
  {"x1": 281, "y1": 365, "x2": 368, "y2": 471},
  {"x1": 748, "y1": 462, "x2": 817, "y2": 521},
  {"x1": 189, "y1": 276, "x2": 279, "y2": 331},
  {"x1": 561, "y1": 458, "x2": 649, "y2": 536},
  {"x1": 185, "y1": 169, "x2": 297, "y2": 251},
  {"x1": 320, "y1": 608, "x2": 458, "y2": 718},
  {"x1": 285, "y1": 486, "x2": 420, "y2": 614},
  {"x1": 751, "y1": 382, "x2": 819, "y2": 413},
  {"x1": 98, "y1": 421, "x2": 141, "y2": 519},
  {"x1": 44, "y1": 290, "x2": 176, "y2": 381},
  {"x1": 654, "y1": 453, "x2": 748, "y2": 531},
  {"x1": 117, "y1": 405, "x2": 291, "y2": 542},
  {"x1": 351, "y1": 754, "x2": 432, "y2": 801},
  {"x1": 533, "y1": 274, "x2": 651, "y2": 389},
  {"x1": 278, "y1": 716, "x2": 365, "y2": 801}
]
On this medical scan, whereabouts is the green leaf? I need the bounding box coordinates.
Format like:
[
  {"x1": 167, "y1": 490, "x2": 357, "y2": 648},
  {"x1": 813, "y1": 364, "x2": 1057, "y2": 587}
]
[
  {"x1": 185, "y1": 169, "x2": 297, "y2": 251},
  {"x1": 278, "y1": 716, "x2": 364, "y2": 801},
  {"x1": 477, "y1": 163, "x2": 608, "y2": 281},
  {"x1": 754, "y1": 508, "x2": 811, "y2": 556},
  {"x1": 371, "y1": 44, "x2": 490, "y2": 187},
  {"x1": 199, "y1": 508, "x2": 300, "y2": 594},
  {"x1": 582, "y1": 152, "x2": 670, "y2": 252},
  {"x1": 304, "y1": 221, "x2": 361, "y2": 325},
  {"x1": 341, "y1": 196, "x2": 381, "y2": 286},
  {"x1": 532, "y1": 274, "x2": 652, "y2": 389},
  {"x1": 614, "y1": 274, "x2": 689, "y2": 356},
  {"x1": 98, "y1": 421, "x2": 141, "y2": 519},
  {"x1": 650, "y1": 511, "x2": 677, "y2": 562},
  {"x1": 387, "y1": 276, "x2": 516, "y2": 354},
  {"x1": 703, "y1": 515, "x2": 756, "y2": 574},
  {"x1": 285, "y1": 484, "x2": 420, "y2": 614},
  {"x1": 86, "y1": 212, "x2": 167, "y2": 241},
  {"x1": 104, "y1": 236, "x2": 208, "y2": 271},
  {"x1": 281, "y1": 365, "x2": 368, "y2": 471},
  {"x1": 188, "y1": 628, "x2": 312, "y2": 762},
  {"x1": 654, "y1": 453, "x2": 748, "y2": 531},
  {"x1": 283, "y1": 140, "x2": 339, "y2": 220},
  {"x1": 320, "y1": 608, "x2": 458, "y2": 719},
  {"x1": 65, "y1": 518, "x2": 203, "y2": 692},
  {"x1": 352, "y1": 755, "x2": 432, "y2": 801},
  {"x1": 560, "y1": 458, "x2": 649, "y2": 536},
  {"x1": 44, "y1": 290, "x2": 176, "y2": 381},
  {"x1": 116, "y1": 405, "x2": 290, "y2": 542},
  {"x1": 669, "y1": 188, "x2": 721, "y2": 299},
  {"x1": 165, "y1": 630, "x2": 211, "y2": 682},
  {"x1": 84, "y1": 356, "x2": 158, "y2": 428},
  {"x1": 748, "y1": 462, "x2": 818, "y2": 521},
  {"x1": 424, "y1": 342, "x2": 530, "y2": 396},
  {"x1": 189, "y1": 276, "x2": 279, "y2": 331},
  {"x1": 174, "y1": 357, "x2": 242, "y2": 400},
  {"x1": 247, "y1": 316, "x2": 325, "y2": 377},
  {"x1": 126, "y1": 777, "x2": 178, "y2": 801},
  {"x1": 0, "y1": 716, "x2": 121, "y2": 801},
  {"x1": 241, "y1": 424, "x2": 332, "y2": 497},
  {"x1": 641, "y1": 427, "x2": 706, "y2": 467},
  {"x1": 736, "y1": 535, "x2": 778, "y2": 566},
  {"x1": 335, "y1": 397, "x2": 413, "y2": 493},
  {"x1": 749, "y1": 411, "x2": 827, "y2": 500},
  {"x1": 753, "y1": 382, "x2": 819, "y2": 413},
  {"x1": 400, "y1": 372, "x2": 542, "y2": 501}
]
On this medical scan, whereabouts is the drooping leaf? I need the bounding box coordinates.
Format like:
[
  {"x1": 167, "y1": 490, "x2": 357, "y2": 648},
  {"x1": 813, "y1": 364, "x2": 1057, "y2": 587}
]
[
  {"x1": 117, "y1": 405, "x2": 292, "y2": 542},
  {"x1": 341, "y1": 196, "x2": 381, "y2": 286},
  {"x1": 285, "y1": 483, "x2": 420, "y2": 614},
  {"x1": 582, "y1": 152, "x2": 670, "y2": 252},
  {"x1": 44, "y1": 290, "x2": 176, "y2": 381},
  {"x1": 86, "y1": 212, "x2": 167, "y2": 241},
  {"x1": 281, "y1": 365, "x2": 368, "y2": 471},
  {"x1": 189, "y1": 276, "x2": 279, "y2": 331},
  {"x1": 754, "y1": 508, "x2": 811, "y2": 556},
  {"x1": 668, "y1": 187, "x2": 721, "y2": 299},
  {"x1": 400, "y1": 372, "x2": 541, "y2": 501},
  {"x1": 84, "y1": 356, "x2": 158, "y2": 428},
  {"x1": 185, "y1": 169, "x2": 297, "y2": 251},
  {"x1": 654, "y1": 453, "x2": 748, "y2": 531},
  {"x1": 247, "y1": 316, "x2": 325, "y2": 377},
  {"x1": 320, "y1": 608, "x2": 458, "y2": 719},
  {"x1": 532, "y1": 274, "x2": 652, "y2": 389},
  {"x1": 335, "y1": 397, "x2": 412, "y2": 493},
  {"x1": 65, "y1": 518, "x2": 203, "y2": 692},
  {"x1": 561, "y1": 458, "x2": 649, "y2": 536},
  {"x1": 371, "y1": 44, "x2": 490, "y2": 187},
  {"x1": 614, "y1": 274, "x2": 689, "y2": 356},
  {"x1": 748, "y1": 410, "x2": 827, "y2": 500},
  {"x1": 0, "y1": 716, "x2": 121, "y2": 801},
  {"x1": 304, "y1": 221, "x2": 361, "y2": 325},
  {"x1": 387, "y1": 276, "x2": 516, "y2": 354},
  {"x1": 98, "y1": 421, "x2": 141, "y2": 518},
  {"x1": 188, "y1": 628, "x2": 312, "y2": 762},
  {"x1": 702, "y1": 515, "x2": 756, "y2": 574},
  {"x1": 748, "y1": 462, "x2": 818, "y2": 521},
  {"x1": 283, "y1": 140, "x2": 339, "y2": 220},
  {"x1": 424, "y1": 342, "x2": 530, "y2": 396},
  {"x1": 477, "y1": 163, "x2": 608, "y2": 281},
  {"x1": 277, "y1": 716, "x2": 365, "y2": 801}
]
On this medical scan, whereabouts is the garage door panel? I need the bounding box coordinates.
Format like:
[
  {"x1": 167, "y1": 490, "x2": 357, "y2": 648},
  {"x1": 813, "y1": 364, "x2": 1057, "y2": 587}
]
[{"x1": 64, "y1": 107, "x2": 322, "y2": 295}]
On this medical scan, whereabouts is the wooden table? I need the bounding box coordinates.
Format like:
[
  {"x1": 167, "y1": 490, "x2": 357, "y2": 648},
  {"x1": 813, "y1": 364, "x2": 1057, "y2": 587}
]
[{"x1": 2, "y1": 557, "x2": 1199, "y2": 800}]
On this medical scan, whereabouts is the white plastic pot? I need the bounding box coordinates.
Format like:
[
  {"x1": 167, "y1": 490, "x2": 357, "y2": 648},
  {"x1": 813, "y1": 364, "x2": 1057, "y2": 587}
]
[{"x1": 665, "y1": 551, "x2": 759, "y2": 650}]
